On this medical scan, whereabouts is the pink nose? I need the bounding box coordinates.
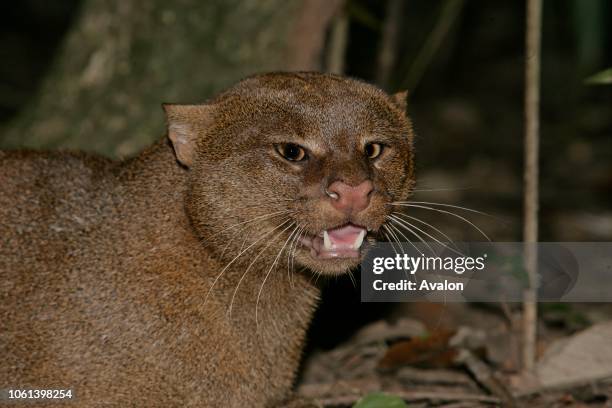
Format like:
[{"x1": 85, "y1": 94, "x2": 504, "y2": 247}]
[{"x1": 327, "y1": 180, "x2": 374, "y2": 214}]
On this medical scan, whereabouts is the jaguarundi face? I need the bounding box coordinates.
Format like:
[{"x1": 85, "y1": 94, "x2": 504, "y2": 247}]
[{"x1": 164, "y1": 72, "x2": 415, "y2": 276}]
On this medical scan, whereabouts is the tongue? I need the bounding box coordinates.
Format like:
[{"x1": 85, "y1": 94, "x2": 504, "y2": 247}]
[{"x1": 326, "y1": 224, "x2": 365, "y2": 249}]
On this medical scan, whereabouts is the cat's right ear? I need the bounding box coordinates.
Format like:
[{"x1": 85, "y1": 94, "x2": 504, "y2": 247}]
[
  {"x1": 391, "y1": 90, "x2": 409, "y2": 113},
  {"x1": 162, "y1": 103, "x2": 214, "y2": 167}
]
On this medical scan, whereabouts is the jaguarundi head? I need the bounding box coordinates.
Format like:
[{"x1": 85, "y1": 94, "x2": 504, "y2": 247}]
[{"x1": 163, "y1": 72, "x2": 415, "y2": 276}]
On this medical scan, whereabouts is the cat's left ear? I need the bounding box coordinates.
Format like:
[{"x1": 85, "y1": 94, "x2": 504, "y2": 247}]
[
  {"x1": 391, "y1": 90, "x2": 409, "y2": 113},
  {"x1": 162, "y1": 103, "x2": 215, "y2": 167}
]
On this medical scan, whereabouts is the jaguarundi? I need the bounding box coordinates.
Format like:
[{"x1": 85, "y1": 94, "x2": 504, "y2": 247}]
[{"x1": 1, "y1": 72, "x2": 414, "y2": 407}]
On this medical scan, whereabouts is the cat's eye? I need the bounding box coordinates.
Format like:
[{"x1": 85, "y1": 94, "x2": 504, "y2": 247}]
[
  {"x1": 365, "y1": 142, "x2": 384, "y2": 159},
  {"x1": 275, "y1": 143, "x2": 307, "y2": 162}
]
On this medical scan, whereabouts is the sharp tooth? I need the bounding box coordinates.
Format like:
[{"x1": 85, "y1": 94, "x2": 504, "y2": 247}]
[
  {"x1": 353, "y1": 230, "x2": 366, "y2": 250},
  {"x1": 323, "y1": 230, "x2": 332, "y2": 250}
]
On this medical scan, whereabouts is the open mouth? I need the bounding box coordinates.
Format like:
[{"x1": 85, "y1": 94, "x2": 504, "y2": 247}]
[{"x1": 300, "y1": 223, "x2": 368, "y2": 259}]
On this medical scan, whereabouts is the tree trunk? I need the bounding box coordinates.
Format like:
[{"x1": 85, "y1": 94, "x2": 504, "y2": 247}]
[{"x1": 1, "y1": 0, "x2": 342, "y2": 157}]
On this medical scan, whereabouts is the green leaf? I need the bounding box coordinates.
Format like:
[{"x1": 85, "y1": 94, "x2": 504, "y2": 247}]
[
  {"x1": 585, "y1": 68, "x2": 612, "y2": 85},
  {"x1": 353, "y1": 392, "x2": 408, "y2": 408}
]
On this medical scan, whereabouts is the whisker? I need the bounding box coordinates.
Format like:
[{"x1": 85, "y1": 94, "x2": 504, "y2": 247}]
[
  {"x1": 209, "y1": 210, "x2": 288, "y2": 254},
  {"x1": 255, "y1": 221, "x2": 298, "y2": 328},
  {"x1": 385, "y1": 219, "x2": 427, "y2": 256},
  {"x1": 224, "y1": 198, "x2": 300, "y2": 212},
  {"x1": 391, "y1": 200, "x2": 496, "y2": 219},
  {"x1": 282, "y1": 224, "x2": 301, "y2": 288},
  {"x1": 388, "y1": 219, "x2": 435, "y2": 256},
  {"x1": 291, "y1": 226, "x2": 306, "y2": 280},
  {"x1": 385, "y1": 225, "x2": 406, "y2": 254},
  {"x1": 390, "y1": 203, "x2": 491, "y2": 241},
  {"x1": 347, "y1": 270, "x2": 357, "y2": 288},
  {"x1": 382, "y1": 225, "x2": 404, "y2": 258},
  {"x1": 219, "y1": 224, "x2": 246, "y2": 259},
  {"x1": 392, "y1": 211, "x2": 459, "y2": 251},
  {"x1": 411, "y1": 187, "x2": 474, "y2": 192},
  {"x1": 313, "y1": 269, "x2": 323, "y2": 286},
  {"x1": 381, "y1": 226, "x2": 415, "y2": 282},
  {"x1": 287, "y1": 225, "x2": 304, "y2": 289},
  {"x1": 228, "y1": 221, "x2": 295, "y2": 318},
  {"x1": 389, "y1": 214, "x2": 464, "y2": 257},
  {"x1": 204, "y1": 217, "x2": 293, "y2": 306},
  {"x1": 209, "y1": 209, "x2": 294, "y2": 239}
]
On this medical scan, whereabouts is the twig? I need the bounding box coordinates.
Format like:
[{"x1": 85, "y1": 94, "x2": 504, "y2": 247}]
[
  {"x1": 326, "y1": 9, "x2": 349, "y2": 74},
  {"x1": 300, "y1": 378, "x2": 500, "y2": 406},
  {"x1": 436, "y1": 403, "x2": 490, "y2": 408},
  {"x1": 513, "y1": 375, "x2": 612, "y2": 398},
  {"x1": 456, "y1": 349, "x2": 518, "y2": 407},
  {"x1": 375, "y1": 0, "x2": 403, "y2": 89},
  {"x1": 396, "y1": 366, "x2": 474, "y2": 387},
  {"x1": 522, "y1": 0, "x2": 542, "y2": 374},
  {"x1": 316, "y1": 391, "x2": 500, "y2": 407},
  {"x1": 400, "y1": 0, "x2": 464, "y2": 90}
]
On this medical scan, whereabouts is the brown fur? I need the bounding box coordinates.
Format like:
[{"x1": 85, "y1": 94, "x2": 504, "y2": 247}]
[{"x1": 0, "y1": 72, "x2": 415, "y2": 407}]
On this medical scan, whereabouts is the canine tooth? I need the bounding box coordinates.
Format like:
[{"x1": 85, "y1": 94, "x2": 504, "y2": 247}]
[
  {"x1": 323, "y1": 230, "x2": 332, "y2": 250},
  {"x1": 353, "y1": 230, "x2": 366, "y2": 250}
]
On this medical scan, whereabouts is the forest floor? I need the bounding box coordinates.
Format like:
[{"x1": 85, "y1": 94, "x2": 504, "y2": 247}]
[{"x1": 298, "y1": 302, "x2": 612, "y2": 407}]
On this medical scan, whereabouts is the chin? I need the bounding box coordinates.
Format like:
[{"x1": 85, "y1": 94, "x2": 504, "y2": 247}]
[{"x1": 295, "y1": 247, "x2": 367, "y2": 276}]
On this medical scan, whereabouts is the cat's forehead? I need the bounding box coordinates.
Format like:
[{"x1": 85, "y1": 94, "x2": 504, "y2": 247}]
[
  {"x1": 219, "y1": 73, "x2": 406, "y2": 147},
  {"x1": 230, "y1": 73, "x2": 391, "y2": 110}
]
